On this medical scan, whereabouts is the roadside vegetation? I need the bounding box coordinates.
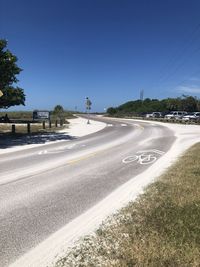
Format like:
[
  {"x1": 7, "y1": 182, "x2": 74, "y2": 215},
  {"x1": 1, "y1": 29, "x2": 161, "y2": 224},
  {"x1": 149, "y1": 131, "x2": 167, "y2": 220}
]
[
  {"x1": 107, "y1": 96, "x2": 200, "y2": 117},
  {"x1": 0, "y1": 110, "x2": 75, "y2": 121},
  {"x1": 55, "y1": 143, "x2": 200, "y2": 267},
  {"x1": 0, "y1": 110, "x2": 75, "y2": 134}
]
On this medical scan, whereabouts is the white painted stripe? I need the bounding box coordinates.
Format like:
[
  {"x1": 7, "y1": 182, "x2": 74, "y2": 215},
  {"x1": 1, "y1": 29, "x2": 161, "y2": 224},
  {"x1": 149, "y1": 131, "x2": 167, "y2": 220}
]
[
  {"x1": 151, "y1": 149, "x2": 165, "y2": 155},
  {"x1": 38, "y1": 150, "x2": 47, "y2": 155},
  {"x1": 121, "y1": 124, "x2": 127, "y2": 127},
  {"x1": 107, "y1": 124, "x2": 113, "y2": 127},
  {"x1": 137, "y1": 149, "x2": 165, "y2": 155}
]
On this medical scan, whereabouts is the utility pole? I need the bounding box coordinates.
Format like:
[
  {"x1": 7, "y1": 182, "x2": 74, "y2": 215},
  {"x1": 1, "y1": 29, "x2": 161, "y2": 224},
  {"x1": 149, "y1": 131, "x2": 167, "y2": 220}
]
[{"x1": 85, "y1": 97, "x2": 92, "y2": 124}]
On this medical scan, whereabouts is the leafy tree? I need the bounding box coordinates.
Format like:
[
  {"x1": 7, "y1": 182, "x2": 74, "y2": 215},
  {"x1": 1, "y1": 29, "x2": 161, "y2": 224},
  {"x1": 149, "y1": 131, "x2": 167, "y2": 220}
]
[
  {"x1": 107, "y1": 96, "x2": 200, "y2": 116},
  {"x1": 107, "y1": 107, "x2": 117, "y2": 115},
  {"x1": 196, "y1": 99, "x2": 200, "y2": 111},
  {"x1": 53, "y1": 105, "x2": 65, "y2": 119},
  {"x1": 0, "y1": 39, "x2": 25, "y2": 108},
  {"x1": 165, "y1": 98, "x2": 179, "y2": 111},
  {"x1": 180, "y1": 95, "x2": 197, "y2": 112}
]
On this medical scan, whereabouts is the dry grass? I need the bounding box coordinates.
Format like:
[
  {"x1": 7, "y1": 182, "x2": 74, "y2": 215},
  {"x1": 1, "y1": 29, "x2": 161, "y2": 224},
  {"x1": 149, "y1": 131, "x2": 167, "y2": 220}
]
[
  {"x1": 0, "y1": 111, "x2": 74, "y2": 134},
  {"x1": 55, "y1": 143, "x2": 200, "y2": 267},
  {"x1": 0, "y1": 111, "x2": 75, "y2": 120}
]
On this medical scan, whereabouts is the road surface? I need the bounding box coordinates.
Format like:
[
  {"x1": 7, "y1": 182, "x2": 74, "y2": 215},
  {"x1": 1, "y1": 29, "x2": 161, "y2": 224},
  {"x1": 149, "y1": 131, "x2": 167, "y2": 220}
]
[{"x1": 0, "y1": 116, "x2": 175, "y2": 266}]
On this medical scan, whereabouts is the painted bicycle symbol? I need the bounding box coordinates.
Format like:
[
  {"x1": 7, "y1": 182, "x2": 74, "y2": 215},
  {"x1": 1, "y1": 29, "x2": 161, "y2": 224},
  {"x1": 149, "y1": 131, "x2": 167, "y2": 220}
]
[{"x1": 122, "y1": 149, "x2": 165, "y2": 165}]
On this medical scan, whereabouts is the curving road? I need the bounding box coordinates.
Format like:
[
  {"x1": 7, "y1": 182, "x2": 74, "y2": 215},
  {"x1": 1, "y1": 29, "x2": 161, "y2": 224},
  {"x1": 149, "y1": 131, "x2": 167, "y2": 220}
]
[{"x1": 0, "y1": 116, "x2": 175, "y2": 266}]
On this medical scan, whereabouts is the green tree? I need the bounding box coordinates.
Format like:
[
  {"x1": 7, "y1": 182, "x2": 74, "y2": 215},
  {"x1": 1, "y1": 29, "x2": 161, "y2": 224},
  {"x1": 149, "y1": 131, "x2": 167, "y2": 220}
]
[
  {"x1": 0, "y1": 39, "x2": 25, "y2": 108},
  {"x1": 53, "y1": 105, "x2": 65, "y2": 119},
  {"x1": 107, "y1": 107, "x2": 117, "y2": 115},
  {"x1": 180, "y1": 95, "x2": 197, "y2": 112},
  {"x1": 106, "y1": 95, "x2": 200, "y2": 117},
  {"x1": 165, "y1": 98, "x2": 181, "y2": 111}
]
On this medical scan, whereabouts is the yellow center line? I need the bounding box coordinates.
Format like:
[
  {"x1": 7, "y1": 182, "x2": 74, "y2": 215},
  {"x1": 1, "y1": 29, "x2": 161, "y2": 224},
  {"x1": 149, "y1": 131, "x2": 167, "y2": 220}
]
[
  {"x1": 67, "y1": 152, "x2": 99, "y2": 165},
  {"x1": 138, "y1": 125, "x2": 144, "y2": 130},
  {"x1": 133, "y1": 123, "x2": 144, "y2": 130},
  {"x1": 67, "y1": 123, "x2": 144, "y2": 165}
]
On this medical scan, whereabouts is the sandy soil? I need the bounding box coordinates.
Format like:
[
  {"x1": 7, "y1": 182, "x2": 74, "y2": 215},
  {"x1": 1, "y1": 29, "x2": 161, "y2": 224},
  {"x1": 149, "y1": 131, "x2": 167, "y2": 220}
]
[{"x1": 0, "y1": 117, "x2": 106, "y2": 154}]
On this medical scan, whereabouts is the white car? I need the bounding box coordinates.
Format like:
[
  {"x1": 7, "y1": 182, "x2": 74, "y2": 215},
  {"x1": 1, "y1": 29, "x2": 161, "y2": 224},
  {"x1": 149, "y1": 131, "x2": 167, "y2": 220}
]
[
  {"x1": 182, "y1": 112, "x2": 200, "y2": 122},
  {"x1": 165, "y1": 111, "x2": 187, "y2": 120},
  {"x1": 146, "y1": 112, "x2": 162, "y2": 118}
]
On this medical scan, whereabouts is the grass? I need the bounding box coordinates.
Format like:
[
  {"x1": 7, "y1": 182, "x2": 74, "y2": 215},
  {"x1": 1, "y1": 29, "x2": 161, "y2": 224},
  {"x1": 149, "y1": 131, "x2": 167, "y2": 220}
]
[
  {"x1": 0, "y1": 111, "x2": 33, "y2": 120},
  {"x1": 0, "y1": 111, "x2": 75, "y2": 134},
  {"x1": 0, "y1": 110, "x2": 75, "y2": 121},
  {"x1": 54, "y1": 143, "x2": 200, "y2": 267}
]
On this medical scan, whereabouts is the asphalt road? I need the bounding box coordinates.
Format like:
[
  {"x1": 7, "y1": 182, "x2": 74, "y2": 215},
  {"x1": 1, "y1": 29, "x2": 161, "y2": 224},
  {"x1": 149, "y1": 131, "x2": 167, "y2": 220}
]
[{"x1": 0, "y1": 116, "x2": 175, "y2": 267}]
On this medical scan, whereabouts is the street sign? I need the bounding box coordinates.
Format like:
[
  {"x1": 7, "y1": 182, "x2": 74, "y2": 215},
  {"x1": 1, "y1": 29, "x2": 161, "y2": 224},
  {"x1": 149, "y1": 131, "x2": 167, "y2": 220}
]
[
  {"x1": 85, "y1": 97, "x2": 92, "y2": 124},
  {"x1": 0, "y1": 90, "x2": 3, "y2": 97},
  {"x1": 33, "y1": 110, "x2": 50, "y2": 120},
  {"x1": 86, "y1": 97, "x2": 92, "y2": 109}
]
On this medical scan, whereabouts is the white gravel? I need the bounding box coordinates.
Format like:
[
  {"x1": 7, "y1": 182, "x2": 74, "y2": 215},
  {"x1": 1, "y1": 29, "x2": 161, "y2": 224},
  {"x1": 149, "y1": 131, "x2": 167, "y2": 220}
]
[
  {"x1": 0, "y1": 117, "x2": 106, "y2": 155},
  {"x1": 59, "y1": 117, "x2": 106, "y2": 137},
  {"x1": 9, "y1": 120, "x2": 200, "y2": 267}
]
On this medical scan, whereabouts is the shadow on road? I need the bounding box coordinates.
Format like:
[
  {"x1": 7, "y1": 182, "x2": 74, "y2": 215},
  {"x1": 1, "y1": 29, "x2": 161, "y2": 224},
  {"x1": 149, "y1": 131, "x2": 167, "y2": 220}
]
[{"x1": 0, "y1": 132, "x2": 76, "y2": 149}]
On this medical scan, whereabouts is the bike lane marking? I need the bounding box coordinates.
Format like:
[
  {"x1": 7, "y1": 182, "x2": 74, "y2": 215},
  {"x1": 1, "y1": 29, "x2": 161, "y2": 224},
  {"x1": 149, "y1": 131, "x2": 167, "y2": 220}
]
[
  {"x1": 137, "y1": 149, "x2": 165, "y2": 155},
  {"x1": 37, "y1": 143, "x2": 84, "y2": 155},
  {"x1": 122, "y1": 149, "x2": 165, "y2": 165}
]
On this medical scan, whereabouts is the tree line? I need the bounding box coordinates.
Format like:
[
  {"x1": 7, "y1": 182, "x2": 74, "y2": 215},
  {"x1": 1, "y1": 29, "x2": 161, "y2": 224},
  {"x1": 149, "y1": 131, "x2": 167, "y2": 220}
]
[{"x1": 107, "y1": 96, "x2": 200, "y2": 116}]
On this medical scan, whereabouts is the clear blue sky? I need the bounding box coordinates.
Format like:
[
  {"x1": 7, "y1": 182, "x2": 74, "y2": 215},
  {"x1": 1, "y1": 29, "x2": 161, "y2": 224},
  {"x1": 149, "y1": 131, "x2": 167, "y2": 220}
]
[{"x1": 1, "y1": 0, "x2": 200, "y2": 112}]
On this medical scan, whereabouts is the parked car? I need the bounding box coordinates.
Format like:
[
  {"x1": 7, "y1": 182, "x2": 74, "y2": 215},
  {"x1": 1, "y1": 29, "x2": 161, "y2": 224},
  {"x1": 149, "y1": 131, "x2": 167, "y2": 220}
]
[
  {"x1": 182, "y1": 112, "x2": 200, "y2": 122},
  {"x1": 165, "y1": 111, "x2": 187, "y2": 120},
  {"x1": 146, "y1": 112, "x2": 162, "y2": 118}
]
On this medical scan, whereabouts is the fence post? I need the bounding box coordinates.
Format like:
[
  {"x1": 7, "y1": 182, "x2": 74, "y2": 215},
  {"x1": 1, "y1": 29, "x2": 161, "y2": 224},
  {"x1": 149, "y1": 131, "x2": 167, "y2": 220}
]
[
  {"x1": 12, "y1": 124, "x2": 15, "y2": 134},
  {"x1": 27, "y1": 123, "x2": 31, "y2": 133}
]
